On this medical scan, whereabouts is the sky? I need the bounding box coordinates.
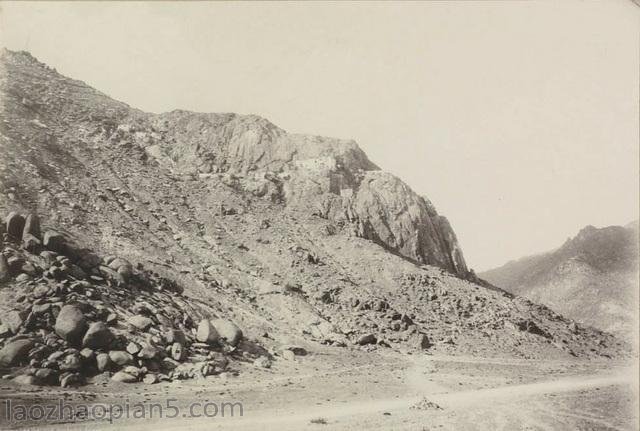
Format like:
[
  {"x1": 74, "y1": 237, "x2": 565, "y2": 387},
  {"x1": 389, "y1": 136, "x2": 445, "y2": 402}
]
[{"x1": 1, "y1": 1, "x2": 638, "y2": 270}]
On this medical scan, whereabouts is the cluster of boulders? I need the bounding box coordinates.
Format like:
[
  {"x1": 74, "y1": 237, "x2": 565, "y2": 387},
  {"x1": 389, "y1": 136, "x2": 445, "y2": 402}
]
[
  {"x1": 311, "y1": 294, "x2": 431, "y2": 351},
  {"x1": 0, "y1": 211, "x2": 249, "y2": 387}
]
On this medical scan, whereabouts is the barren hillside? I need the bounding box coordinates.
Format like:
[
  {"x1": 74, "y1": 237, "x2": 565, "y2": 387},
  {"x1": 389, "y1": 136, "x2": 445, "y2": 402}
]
[
  {"x1": 481, "y1": 222, "x2": 639, "y2": 336},
  {"x1": 0, "y1": 49, "x2": 629, "y2": 392}
]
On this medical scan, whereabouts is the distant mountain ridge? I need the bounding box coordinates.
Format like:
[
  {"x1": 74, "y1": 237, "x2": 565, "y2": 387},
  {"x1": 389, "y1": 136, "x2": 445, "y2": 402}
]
[{"x1": 481, "y1": 222, "x2": 639, "y2": 336}]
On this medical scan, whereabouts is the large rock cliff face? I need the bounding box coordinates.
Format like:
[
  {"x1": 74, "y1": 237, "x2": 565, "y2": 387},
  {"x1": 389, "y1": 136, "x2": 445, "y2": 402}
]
[
  {"x1": 142, "y1": 110, "x2": 470, "y2": 275},
  {"x1": 302, "y1": 170, "x2": 468, "y2": 274},
  {"x1": 169, "y1": 120, "x2": 468, "y2": 275}
]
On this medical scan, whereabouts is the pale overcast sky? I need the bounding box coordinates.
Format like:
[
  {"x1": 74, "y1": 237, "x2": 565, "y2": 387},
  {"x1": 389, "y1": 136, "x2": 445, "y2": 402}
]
[{"x1": 1, "y1": 1, "x2": 638, "y2": 270}]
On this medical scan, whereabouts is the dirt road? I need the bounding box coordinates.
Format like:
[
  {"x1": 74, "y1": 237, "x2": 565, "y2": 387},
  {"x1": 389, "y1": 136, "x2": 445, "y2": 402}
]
[
  {"x1": 119, "y1": 355, "x2": 640, "y2": 431},
  {"x1": 147, "y1": 375, "x2": 629, "y2": 430},
  {"x1": 2, "y1": 352, "x2": 637, "y2": 430}
]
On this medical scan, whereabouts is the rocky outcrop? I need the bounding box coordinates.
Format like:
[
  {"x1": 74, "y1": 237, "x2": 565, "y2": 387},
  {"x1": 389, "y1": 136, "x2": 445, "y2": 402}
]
[
  {"x1": 345, "y1": 172, "x2": 468, "y2": 274},
  {"x1": 145, "y1": 112, "x2": 471, "y2": 277}
]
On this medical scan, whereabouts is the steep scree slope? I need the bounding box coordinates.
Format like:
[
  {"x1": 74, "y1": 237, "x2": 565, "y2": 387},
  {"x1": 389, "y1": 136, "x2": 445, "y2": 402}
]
[{"x1": 0, "y1": 49, "x2": 629, "y2": 362}]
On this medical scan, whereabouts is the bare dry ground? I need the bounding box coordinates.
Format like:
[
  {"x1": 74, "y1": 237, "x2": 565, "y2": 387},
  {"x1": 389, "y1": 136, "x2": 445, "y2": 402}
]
[{"x1": 1, "y1": 347, "x2": 637, "y2": 430}]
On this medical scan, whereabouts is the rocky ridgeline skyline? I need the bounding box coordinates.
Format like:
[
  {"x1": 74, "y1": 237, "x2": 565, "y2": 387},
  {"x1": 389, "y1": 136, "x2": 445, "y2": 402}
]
[{"x1": 0, "y1": 48, "x2": 470, "y2": 279}]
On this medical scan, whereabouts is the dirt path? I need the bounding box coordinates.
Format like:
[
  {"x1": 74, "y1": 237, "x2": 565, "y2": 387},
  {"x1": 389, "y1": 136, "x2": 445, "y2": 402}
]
[
  {"x1": 120, "y1": 358, "x2": 637, "y2": 431},
  {"x1": 4, "y1": 354, "x2": 636, "y2": 430}
]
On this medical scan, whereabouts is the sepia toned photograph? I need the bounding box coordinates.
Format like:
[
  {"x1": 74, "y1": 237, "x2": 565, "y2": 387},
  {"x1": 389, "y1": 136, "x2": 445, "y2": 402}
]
[{"x1": 0, "y1": 1, "x2": 638, "y2": 430}]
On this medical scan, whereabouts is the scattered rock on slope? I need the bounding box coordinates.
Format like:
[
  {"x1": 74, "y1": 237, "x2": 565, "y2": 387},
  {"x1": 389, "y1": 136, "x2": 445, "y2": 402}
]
[{"x1": 0, "y1": 211, "x2": 251, "y2": 387}]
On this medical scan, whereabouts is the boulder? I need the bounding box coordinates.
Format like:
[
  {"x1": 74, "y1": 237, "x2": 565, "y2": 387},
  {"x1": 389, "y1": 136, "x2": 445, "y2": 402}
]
[
  {"x1": 28, "y1": 345, "x2": 52, "y2": 361},
  {"x1": 416, "y1": 333, "x2": 431, "y2": 350},
  {"x1": 4, "y1": 310, "x2": 28, "y2": 334},
  {"x1": 59, "y1": 353, "x2": 82, "y2": 371},
  {"x1": 122, "y1": 366, "x2": 143, "y2": 377},
  {"x1": 0, "y1": 324, "x2": 10, "y2": 337},
  {"x1": 99, "y1": 265, "x2": 125, "y2": 284},
  {"x1": 96, "y1": 353, "x2": 112, "y2": 372},
  {"x1": 126, "y1": 342, "x2": 141, "y2": 355},
  {"x1": 22, "y1": 233, "x2": 42, "y2": 254},
  {"x1": 356, "y1": 334, "x2": 377, "y2": 345},
  {"x1": 143, "y1": 374, "x2": 158, "y2": 384},
  {"x1": 165, "y1": 329, "x2": 186, "y2": 345},
  {"x1": 128, "y1": 315, "x2": 154, "y2": 331},
  {"x1": 43, "y1": 231, "x2": 66, "y2": 254},
  {"x1": 39, "y1": 251, "x2": 58, "y2": 268},
  {"x1": 196, "y1": 319, "x2": 219, "y2": 344},
  {"x1": 55, "y1": 305, "x2": 87, "y2": 344},
  {"x1": 77, "y1": 252, "x2": 101, "y2": 271},
  {"x1": 108, "y1": 350, "x2": 134, "y2": 366},
  {"x1": 138, "y1": 343, "x2": 159, "y2": 359},
  {"x1": 171, "y1": 342, "x2": 187, "y2": 361},
  {"x1": 34, "y1": 368, "x2": 58, "y2": 384},
  {"x1": 0, "y1": 339, "x2": 34, "y2": 367},
  {"x1": 59, "y1": 372, "x2": 83, "y2": 388},
  {"x1": 281, "y1": 350, "x2": 295, "y2": 361},
  {"x1": 20, "y1": 261, "x2": 37, "y2": 276},
  {"x1": 100, "y1": 257, "x2": 134, "y2": 284},
  {"x1": 6, "y1": 256, "x2": 24, "y2": 274},
  {"x1": 32, "y1": 303, "x2": 51, "y2": 315},
  {"x1": 67, "y1": 264, "x2": 87, "y2": 280},
  {"x1": 253, "y1": 356, "x2": 271, "y2": 368},
  {"x1": 106, "y1": 313, "x2": 118, "y2": 326},
  {"x1": 13, "y1": 374, "x2": 41, "y2": 386},
  {"x1": 0, "y1": 255, "x2": 10, "y2": 282},
  {"x1": 211, "y1": 319, "x2": 243, "y2": 346},
  {"x1": 111, "y1": 371, "x2": 137, "y2": 383},
  {"x1": 6, "y1": 212, "x2": 25, "y2": 239},
  {"x1": 82, "y1": 322, "x2": 114, "y2": 349},
  {"x1": 282, "y1": 345, "x2": 308, "y2": 356},
  {"x1": 47, "y1": 351, "x2": 65, "y2": 361},
  {"x1": 32, "y1": 285, "x2": 50, "y2": 299},
  {"x1": 22, "y1": 213, "x2": 41, "y2": 240},
  {"x1": 79, "y1": 348, "x2": 95, "y2": 361},
  {"x1": 108, "y1": 257, "x2": 133, "y2": 275}
]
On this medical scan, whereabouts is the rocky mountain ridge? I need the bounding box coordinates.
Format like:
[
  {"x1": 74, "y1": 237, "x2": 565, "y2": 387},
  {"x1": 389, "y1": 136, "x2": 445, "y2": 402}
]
[
  {"x1": 0, "y1": 47, "x2": 631, "y2": 391},
  {"x1": 481, "y1": 222, "x2": 639, "y2": 336},
  {"x1": 0, "y1": 48, "x2": 469, "y2": 278}
]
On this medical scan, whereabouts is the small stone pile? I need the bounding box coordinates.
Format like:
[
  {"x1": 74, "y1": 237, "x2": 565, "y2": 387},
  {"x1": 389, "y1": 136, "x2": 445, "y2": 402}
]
[{"x1": 0, "y1": 211, "x2": 248, "y2": 387}]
